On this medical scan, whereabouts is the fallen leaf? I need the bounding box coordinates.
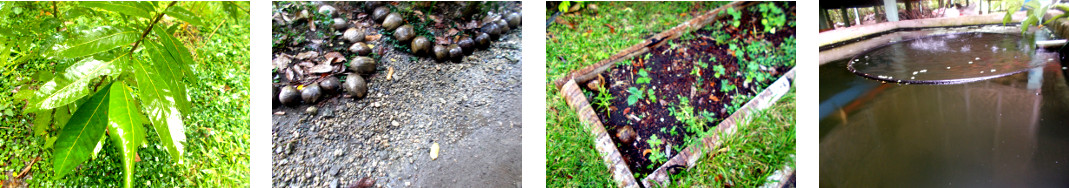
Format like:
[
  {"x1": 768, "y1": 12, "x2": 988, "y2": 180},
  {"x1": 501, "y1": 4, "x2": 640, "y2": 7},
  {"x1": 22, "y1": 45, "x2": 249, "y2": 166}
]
[
  {"x1": 309, "y1": 64, "x2": 333, "y2": 73},
  {"x1": 387, "y1": 67, "x2": 394, "y2": 80},
  {"x1": 365, "y1": 34, "x2": 382, "y2": 41},
  {"x1": 273, "y1": 54, "x2": 292, "y2": 70},
  {"x1": 446, "y1": 28, "x2": 459, "y2": 36},
  {"x1": 605, "y1": 24, "x2": 615, "y2": 34},
  {"x1": 324, "y1": 52, "x2": 345, "y2": 63},
  {"x1": 295, "y1": 51, "x2": 319, "y2": 60}
]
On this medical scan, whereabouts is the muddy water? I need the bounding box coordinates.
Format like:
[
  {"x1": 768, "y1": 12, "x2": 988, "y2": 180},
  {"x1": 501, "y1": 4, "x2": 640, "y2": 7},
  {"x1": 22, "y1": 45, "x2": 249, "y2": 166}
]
[
  {"x1": 850, "y1": 33, "x2": 1037, "y2": 84},
  {"x1": 820, "y1": 43, "x2": 1069, "y2": 186}
]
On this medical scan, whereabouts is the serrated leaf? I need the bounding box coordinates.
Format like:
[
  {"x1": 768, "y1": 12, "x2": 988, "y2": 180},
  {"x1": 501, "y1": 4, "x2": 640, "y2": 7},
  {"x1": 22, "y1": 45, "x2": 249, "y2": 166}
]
[
  {"x1": 107, "y1": 83, "x2": 145, "y2": 188},
  {"x1": 131, "y1": 58, "x2": 185, "y2": 163},
  {"x1": 52, "y1": 26, "x2": 139, "y2": 58},
  {"x1": 28, "y1": 55, "x2": 122, "y2": 111},
  {"x1": 81, "y1": 1, "x2": 152, "y2": 19},
  {"x1": 165, "y1": 6, "x2": 206, "y2": 27},
  {"x1": 53, "y1": 82, "x2": 112, "y2": 178}
]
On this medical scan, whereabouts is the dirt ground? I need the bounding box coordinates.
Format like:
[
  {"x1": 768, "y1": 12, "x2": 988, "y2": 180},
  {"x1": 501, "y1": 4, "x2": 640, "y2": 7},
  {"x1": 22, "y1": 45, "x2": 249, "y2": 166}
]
[{"x1": 271, "y1": 2, "x2": 522, "y2": 187}]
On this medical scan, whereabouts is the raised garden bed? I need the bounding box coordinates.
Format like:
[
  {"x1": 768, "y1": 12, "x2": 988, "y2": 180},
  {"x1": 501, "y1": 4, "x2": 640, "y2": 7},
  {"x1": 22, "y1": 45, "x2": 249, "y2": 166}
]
[{"x1": 554, "y1": 1, "x2": 795, "y2": 187}]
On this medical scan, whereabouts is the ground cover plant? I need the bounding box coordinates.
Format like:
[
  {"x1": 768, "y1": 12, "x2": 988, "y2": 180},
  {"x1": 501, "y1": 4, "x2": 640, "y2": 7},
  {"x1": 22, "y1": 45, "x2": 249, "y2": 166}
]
[
  {"x1": 547, "y1": 1, "x2": 796, "y2": 186},
  {"x1": 0, "y1": 1, "x2": 249, "y2": 187}
]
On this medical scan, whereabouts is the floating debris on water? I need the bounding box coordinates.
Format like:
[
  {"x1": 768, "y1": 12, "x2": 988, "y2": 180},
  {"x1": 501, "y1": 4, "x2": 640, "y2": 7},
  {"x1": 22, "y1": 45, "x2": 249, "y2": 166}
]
[
  {"x1": 991, "y1": 69, "x2": 996, "y2": 72},
  {"x1": 968, "y1": 61, "x2": 973, "y2": 64},
  {"x1": 919, "y1": 69, "x2": 927, "y2": 73},
  {"x1": 975, "y1": 57, "x2": 981, "y2": 60},
  {"x1": 913, "y1": 71, "x2": 918, "y2": 75},
  {"x1": 947, "y1": 67, "x2": 951, "y2": 69}
]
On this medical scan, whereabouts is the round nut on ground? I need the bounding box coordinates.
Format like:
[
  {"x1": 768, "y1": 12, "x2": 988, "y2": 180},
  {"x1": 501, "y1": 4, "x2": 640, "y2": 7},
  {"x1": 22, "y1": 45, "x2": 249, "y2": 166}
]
[
  {"x1": 349, "y1": 56, "x2": 377, "y2": 74},
  {"x1": 319, "y1": 76, "x2": 341, "y2": 92},
  {"x1": 365, "y1": 1, "x2": 384, "y2": 11},
  {"x1": 616, "y1": 125, "x2": 636, "y2": 145},
  {"x1": 279, "y1": 85, "x2": 301, "y2": 106},
  {"x1": 495, "y1": 19, "x2": 510, "y2": 33},
  {"x1": 448, "y1": 44, "x2": 463, "y2": 61},
  {"x1": 480, "y1": 23, "x2": 500, "y2": 38},
  {"x1": 433, "y1": 45, "x2": 448, "y2": 61},
  {"x1": 349, "y1": 42, "x2": 371, "y2": 56},
  {"x1": 318, "y1": 5, "x2": 336, "y2": 17},
  {"x1": 394, "y1": 24, "x2": 416, "y2": 42},
  {"x1": 332, "y1": 18, "x2": 347, "y2": 30},
  {"x1": 457, "y1": 36, "x2": 474, "y2": 54},
  {"x1": 301, "y1": 84, "x2": 321, "y2": 104},
  {"x1": 345, "y1": 73, "x2": 368, "y2": 99},
  {"x1": 506, "y1": 12, "x2": 521, "y2": 27},
  {"x1": 382, "y1": 12, "x2": 403, "y2": 31},
  {"x1": 372, "y1": 6, "x2": 390, "y2": 22},
  {"x1": 343, "y1": 28, "x2": 365, "y2": 43},
  {"x1": 411, "y1": 36, "x2": 431, "y2": 55},
  {"x1": 475, "y1": 32, "x2": 490, "y2": 49}
]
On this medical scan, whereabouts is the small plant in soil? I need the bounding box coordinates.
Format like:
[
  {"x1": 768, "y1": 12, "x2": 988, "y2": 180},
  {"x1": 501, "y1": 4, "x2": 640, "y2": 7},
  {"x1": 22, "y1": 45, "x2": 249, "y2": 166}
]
[
  {"x1": 586, "y1": 2, "x2": 795, "y2": 176},
  {"x1": 646, "y1": 134, "x2": 666, "y2": 169},
  {"x1": 595, "y1": 87, "x2": 615, "y2": 118},
  {"x1": 627, "y1": 86, "x2": 645, "y2": 106}
]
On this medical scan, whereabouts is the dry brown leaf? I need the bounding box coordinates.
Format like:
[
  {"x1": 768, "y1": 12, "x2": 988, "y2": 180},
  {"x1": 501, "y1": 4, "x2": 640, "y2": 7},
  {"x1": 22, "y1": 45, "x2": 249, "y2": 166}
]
[
  {"x1": 295, "y1": 51, "x2": 318, "y2": 60},
  {"x1": 365, "y1": 34, "x2": 382, "y2": 41},
  {"x1": 324, "y1": 52, "x2": 345, "y2": 63},
  {"x1": 273, "y1": 54, "x2": 292, "y2": 70}
]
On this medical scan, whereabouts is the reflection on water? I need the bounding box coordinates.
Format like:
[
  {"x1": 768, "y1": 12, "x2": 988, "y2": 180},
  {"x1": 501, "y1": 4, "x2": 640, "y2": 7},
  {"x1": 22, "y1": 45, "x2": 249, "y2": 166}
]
[
  {"x1": 849, "y1": 33, "x2": 1044, "y2": 84},
  {"x1": 820, "y1": 51, "x2": 1069, "y2": 187}
]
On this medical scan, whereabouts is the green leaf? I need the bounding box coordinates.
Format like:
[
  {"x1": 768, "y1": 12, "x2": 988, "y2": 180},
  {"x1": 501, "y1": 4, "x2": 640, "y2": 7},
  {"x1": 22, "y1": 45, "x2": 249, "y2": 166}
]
[
  {"x1": 165, "y1": 6, "x2": 206, "y2": 27},
  {"x1": 107, "y1": 82, "x2": 146, "y2": 188},
  {"x1": 131, "y1": 58, "x2": 185, "y2": 163},
  {"x1": 32, "y1": 109, "x2": 53, "y2": 135},
  {"x1": 152, "y1": 28, "x2": 195, "y2": 81},
  {"x1": 1044, "y1": 13, "x2": 1068, "y2": 25},
  {"x1": 28, "y1": 56, "x2": 122, "y2": 111},
  {"x1": 146, "y1": 41, "x2": 192, "y2": 114},
  {"x1": 53, "y1": 82, "x2": 112, "y2": 178},
  {"x1": 81, "y1": 1, "x2": 153, "y2": 19},
  {"x1": 52, "y1": 26, "x2": 139, "y2": 58},
  {"x1": 1004, "y1": 4, "x2": 1023, "y2": 25}
]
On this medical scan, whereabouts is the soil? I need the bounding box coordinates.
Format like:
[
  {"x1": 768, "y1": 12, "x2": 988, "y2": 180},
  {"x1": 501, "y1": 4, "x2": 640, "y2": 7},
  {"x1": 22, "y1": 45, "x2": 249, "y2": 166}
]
[
  {"x1": 271, "y1": 2, "x2": 522, "y2": 187},
  {"x1": 590, "y1": 2, "x2": 796, "y2": 174}
]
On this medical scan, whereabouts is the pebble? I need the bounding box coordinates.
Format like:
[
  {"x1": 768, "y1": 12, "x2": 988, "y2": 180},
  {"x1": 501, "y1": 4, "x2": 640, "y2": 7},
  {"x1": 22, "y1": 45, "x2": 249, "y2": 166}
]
[
  {"x1": 430, "y1": 142, "x2": 440, "y2": 160},
  {"x1": 392, "y1": 120, "x2": 399, "y2": 126},
  {"x1": 334, "y1": 149, "x2": 343, "y2": 157}
]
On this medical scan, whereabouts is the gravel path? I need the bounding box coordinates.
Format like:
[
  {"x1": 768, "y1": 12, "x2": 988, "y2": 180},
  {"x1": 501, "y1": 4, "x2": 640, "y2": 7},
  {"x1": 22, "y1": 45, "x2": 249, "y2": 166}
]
[{"x1": 271, "y1": 25, "x2": 522, "y2": 188}]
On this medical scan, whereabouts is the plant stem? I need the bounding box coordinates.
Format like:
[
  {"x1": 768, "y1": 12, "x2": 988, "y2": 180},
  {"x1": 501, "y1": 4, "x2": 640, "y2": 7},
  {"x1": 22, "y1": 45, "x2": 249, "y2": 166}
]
[{"x1": 129, "y1": 1, "x2": 178, "y2": 55}]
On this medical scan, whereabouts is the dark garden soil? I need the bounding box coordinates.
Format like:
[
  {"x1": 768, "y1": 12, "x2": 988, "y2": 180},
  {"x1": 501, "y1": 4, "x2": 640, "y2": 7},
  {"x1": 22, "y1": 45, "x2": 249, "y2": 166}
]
[{"x1": 590, "y1": 2, "x2": 795, "y2": 174}]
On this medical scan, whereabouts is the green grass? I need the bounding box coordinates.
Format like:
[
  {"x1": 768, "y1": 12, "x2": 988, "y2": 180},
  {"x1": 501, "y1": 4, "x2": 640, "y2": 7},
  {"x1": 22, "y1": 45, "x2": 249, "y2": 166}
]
[
  {"x1": 546, "y1": 2, "x2": 726, "y2": 186},
  {"x1": 0, "y1": 2, "x2": 249, "y2": 187},
  {"x1": 546, "y1": 2, "x2": 795, "y2": 187},
  {"x1": 671, "y1": 87, "x2": 796, "y2": 187}
]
